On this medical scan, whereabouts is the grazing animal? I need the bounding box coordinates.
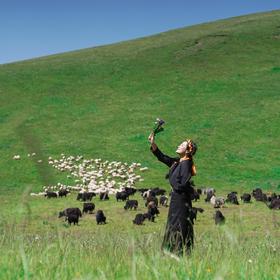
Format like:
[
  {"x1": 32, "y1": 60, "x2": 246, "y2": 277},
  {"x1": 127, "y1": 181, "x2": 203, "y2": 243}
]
[
  {"x1": 124, "y1": 187, "x2": 137, "y2": 196},
  {"x1": 151, "y1": 187, "x2": 166, "y2": 196},
  {"x1": 210, "y1": 195, "x2": 216, "y2": 206},
  {"x1": 188, "y1": 207, "x2": 204, "y2": 224},
  {"x1": 124, "y1": 200, "x2": 138, "y2": 210},
  {"x1": 137, "y1": 188, "x2": 149, "y2": 195},
  {"x1": 116, "y1": 191, "x2": 129, "y2": 202},
  {"x1": 143, "y1": 212, "x2": 155, "y2": 222},
  {"x1": 241, "y1": 193, "x2": 251, "y2": 203},
  {"x1": 216, "y1": 197, "x2": 225, "y2": 208},
  {"x1": 147, "y1": 202, "x2": 160, "y2": 216},
  {"x1": 159, "y1": 195, "x2": 168, "y2": 207},
  {"x1": 88, "y1": 191, "x2": 96, "y2": 198},
  {"x1": 66, "y1": 214, "x2": 79, "y2": 225},
  {"x1": 83, "y1": 202, "x2": 95, "y2": 214},
  {"x1": 252, "y1": 188, "x2": 267, "y2": 202},
  {"x1": 58, "y1": 189, "x2": 70, "y2": 197},
  {"x1": 99, "y1": 192, "x2": 109, "y2": 200},
  {"x1": 145, "y1": 196, "x2": 158, "y2": 207},
  {"x1": 196, "y1": 188, "x2": 202, "y2": 195},
  {"x1": 191, "y1": 189, "x2": 200, "y2": 201},
  {"x1": 142, "y1": 190, "x2": 149, "y2": 198},
  {"x1": 58, "y1": 208, "x2": 82, "y2": 218},
  {"x1": 252, "y1": 188, "x2": 262, "y2": 198},
  {"x1": 214, "y1": 210, "x2": 225, "y2": 225},
  {"x1": 76, "y1": 193, "x2": 84, "y2": 201},
  {"x1": 143, "y1": 190, "x2": 156, "y2": 199},
  {"x1": 210, "y1": 196, "x2": 225, "y2": 208},
  {"x1": 226, "y1": 192, "x2": 239, "y2": 205},
  {"x1": 267, "y1": 197, "x2": 280, "y2": 209},
  {"x1": 205, "y1": 190, "x2": 215, "y2": 202},
  {"x1": 202, "y1": 187, "x2": 216, "y2": 196},
  {"x1": 96, "y1": 210, "x2": 106, "y2": 224},
  {"x1": 267, "y1": 193, "x2": 278, "y2": 202},
  {"x1": 133, "y1": 213, "x2": 146, "y2": 225},
  {"x1": 45, "y1": 191, "x2": 58, "y2": 198},
  {"x1": 77, "y1": 192, "x2": 95, "y2": 201}
]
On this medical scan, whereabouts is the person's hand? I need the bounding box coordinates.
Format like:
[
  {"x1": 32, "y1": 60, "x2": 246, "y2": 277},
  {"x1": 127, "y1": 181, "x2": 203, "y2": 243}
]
[
  {"x1": 148, "y1": 132, "x2": 155, "y2": 144},
  {"x1": 148, "y1": 132, "x2": 158, "y2": 151}
]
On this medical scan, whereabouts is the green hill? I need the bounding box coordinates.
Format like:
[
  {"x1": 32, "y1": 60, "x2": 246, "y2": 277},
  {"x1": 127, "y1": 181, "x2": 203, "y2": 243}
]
[
  {"x1": 1, "y1": 11, "x2": 280, "y2": 280},
  {"x1": 1, "y1": 10, "x2": 280, "y2": 192}
]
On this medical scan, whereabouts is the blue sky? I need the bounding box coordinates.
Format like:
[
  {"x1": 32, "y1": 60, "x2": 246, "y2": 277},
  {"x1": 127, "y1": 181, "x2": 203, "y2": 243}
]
[{"x1": 0, "y1": 0, "x2": 279, "y2": 64}]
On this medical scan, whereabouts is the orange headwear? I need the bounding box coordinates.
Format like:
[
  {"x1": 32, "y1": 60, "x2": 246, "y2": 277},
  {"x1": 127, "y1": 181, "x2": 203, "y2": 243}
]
[
  {"x1": 185, "y1": 139, "x2": 197, "y2": 156},
  {"x1": 185, "y1": 139, "x2": 197, "y2": 176}
]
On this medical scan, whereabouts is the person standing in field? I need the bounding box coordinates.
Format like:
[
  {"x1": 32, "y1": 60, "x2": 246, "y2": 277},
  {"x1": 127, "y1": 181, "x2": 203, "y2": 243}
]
[{"x1": 148, "y1": 132, "x2": 197, "y2": 255}]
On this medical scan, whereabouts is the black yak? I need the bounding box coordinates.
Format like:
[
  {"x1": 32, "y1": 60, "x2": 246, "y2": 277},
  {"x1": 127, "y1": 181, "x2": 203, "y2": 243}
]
[
  {"x1": 59, "y1": 208, "x2": 82, "y2": 218},
  {"x1": 83, "y1": 202, "x2": 95, "y2": 214},
  {"x1": 58, "y1": 189, "x2": 70, "y2": 197},
  {"x1": 241, "y1": 193, "x2": 251, "y2": 203},
  {"x1": 159, "y1": 195, "x2": 168, "y2": 207},
  {"x1": 77, "y1": 192, "x2": 95, "y2": 201},
  {"x1": 96, "y1": 210, "x2": 106, "y2": 224},
  {"x1": 116, "y1": 191, "x2": 129, "y2": 202},
  {"x1": 99, "y1": 192, "x2": 109, "y2": 201},
  {"x1": 214, "y1": 210, "x2": 225, "y2": 225},
  {"x1": 226, "y1": 192, "x2": 239, "y2": 205},
  {"x1": 124, "y1": 200, "x2": 138, "y2": 210},
  {"x1": 133, "y1": 213, "x2": 146, "y2": 225},
  {"x1": 189, "y1": 207, "x2": 204, "y2": 224},
  {"x1": 45, "y1": 191, "x2": 58, "y2": 198},
  {"x1": 66, "y1": 214, "x2": 79, "y2": 225}
]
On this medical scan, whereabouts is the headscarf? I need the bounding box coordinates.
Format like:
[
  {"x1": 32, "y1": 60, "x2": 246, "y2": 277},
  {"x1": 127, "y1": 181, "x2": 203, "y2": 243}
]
[
  {"x1": 185, "y1": 139, "x2": 197, "y2": 176},
  {"x1": 185, "y1": 139, "x2": 197, "y2": 157}
]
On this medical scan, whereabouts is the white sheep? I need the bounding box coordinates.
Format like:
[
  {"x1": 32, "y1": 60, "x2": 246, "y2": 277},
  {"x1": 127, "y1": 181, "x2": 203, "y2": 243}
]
[{"x1": 140, "y1": 167, "x2": 149, "y2": 172}]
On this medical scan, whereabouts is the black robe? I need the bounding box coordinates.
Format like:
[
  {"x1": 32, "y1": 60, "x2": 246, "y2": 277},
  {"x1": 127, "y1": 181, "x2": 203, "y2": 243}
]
[{"x1": 151, "y1": 146, "x2": 194, "y2": 255}]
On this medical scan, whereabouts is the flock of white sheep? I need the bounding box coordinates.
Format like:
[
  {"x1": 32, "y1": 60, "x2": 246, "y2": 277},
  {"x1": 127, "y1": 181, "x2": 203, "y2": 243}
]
[{"x1": 13, "y1": 153, "x2": 149, "y2": 196}]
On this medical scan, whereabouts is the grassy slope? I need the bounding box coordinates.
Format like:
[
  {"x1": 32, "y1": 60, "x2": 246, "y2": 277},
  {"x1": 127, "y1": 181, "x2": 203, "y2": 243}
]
[
  {"x1": 0, "y1": 10, "x2": 280, "y2": 280},
  {"x1": 1, "y1": 10, "x2": 280, "y2": 192}
]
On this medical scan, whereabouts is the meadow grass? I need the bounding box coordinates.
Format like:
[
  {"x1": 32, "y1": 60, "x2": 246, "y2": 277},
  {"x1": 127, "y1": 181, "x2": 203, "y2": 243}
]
[
  {"x1": 0, "y1": 190, "x2": 279, "y2": 279},
  {"x1": 0, "y1": 10, "x2": 280, "y2": 279}
]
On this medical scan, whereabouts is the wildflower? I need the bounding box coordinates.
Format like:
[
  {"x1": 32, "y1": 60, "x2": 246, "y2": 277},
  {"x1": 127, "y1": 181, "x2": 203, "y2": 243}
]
[{"x1": 153, "y1": 118, "x2": 165, "y2": 135}]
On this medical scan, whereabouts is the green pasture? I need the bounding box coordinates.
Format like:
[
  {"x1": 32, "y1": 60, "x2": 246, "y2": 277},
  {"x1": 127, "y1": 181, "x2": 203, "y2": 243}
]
[
  {"x1": 0, "y1": 190, "x2": 279, "y2": 279},
  {"x1": 0, "y1": 10, "x2": 280, "y2": 279}
]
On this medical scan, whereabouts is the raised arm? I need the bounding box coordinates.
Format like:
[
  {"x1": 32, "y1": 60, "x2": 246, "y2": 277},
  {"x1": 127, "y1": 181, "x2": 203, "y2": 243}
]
[{"x1": 148, "y1": 132, "x2": 178, "y2": 167}]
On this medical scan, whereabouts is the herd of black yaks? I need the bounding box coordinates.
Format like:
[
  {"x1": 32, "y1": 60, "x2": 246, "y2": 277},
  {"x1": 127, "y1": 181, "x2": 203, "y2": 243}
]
[{"x1": 44, "y1": 186, "x2": 280, "y2": 226}]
